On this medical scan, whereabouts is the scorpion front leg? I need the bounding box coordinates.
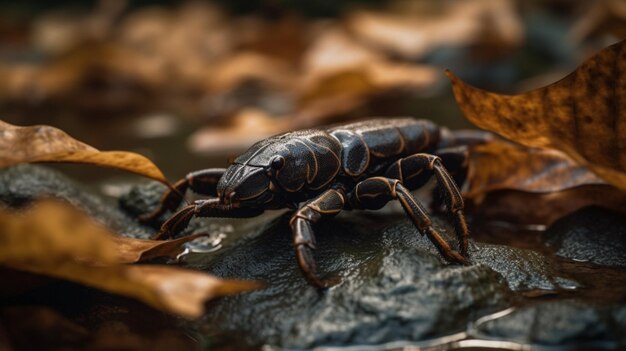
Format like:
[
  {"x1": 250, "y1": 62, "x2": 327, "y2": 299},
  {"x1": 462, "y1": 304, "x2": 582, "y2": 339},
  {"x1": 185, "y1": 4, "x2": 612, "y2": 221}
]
[
  {"x1": 290, "y1": 189, "x2": 346, "y2": 289},
  {"x1": 349, "y1": 177, "x2": 467, "y2": 264},
  {"x1": 139, "y1": 168, "x2": 226, "y2": 223},
  {"x1": 385, "y1": 154, "x2": 469, "y2": 257},
  {"x1": 154, "y1": 198, "x2": 264, "y2": 239}
]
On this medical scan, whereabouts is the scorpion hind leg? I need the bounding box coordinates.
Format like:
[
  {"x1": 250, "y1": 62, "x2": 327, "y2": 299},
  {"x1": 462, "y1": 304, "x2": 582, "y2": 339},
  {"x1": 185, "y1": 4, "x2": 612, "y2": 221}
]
[
  {"x1": 350, "y1": 176, "x2": 467, "y2": 265},
  {"x1": 384, "y1": 153, "x2": 470, "y2": 259},
  {"x1": 290, "y1": 189, "x2": 346, "y2": 289},
  {"x1": 430, "y1": 157, "x2": 470, "y2": 257}
]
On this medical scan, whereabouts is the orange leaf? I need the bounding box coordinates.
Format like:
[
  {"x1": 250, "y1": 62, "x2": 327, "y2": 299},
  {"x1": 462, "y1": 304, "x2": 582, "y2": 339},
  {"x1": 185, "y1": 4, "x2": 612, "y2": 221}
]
[
  {"x1": 0, "y1": 120, "x2": 168, "y2": 184},
  {"x1": 465, "y1": 140, "x2": 607, "y2": 198},
  {"x1": 112, "y1": 232, "x2": 211, "y2": 263},
  {"x1": 0, "y1": 201, "x2": 261, "y2": 319},
  {"x1": 468, "y1": 186, "x2": 626, "y2": 226},
  {"x1": 447, "y1": 39, "x2": 626, "y2": 191}
]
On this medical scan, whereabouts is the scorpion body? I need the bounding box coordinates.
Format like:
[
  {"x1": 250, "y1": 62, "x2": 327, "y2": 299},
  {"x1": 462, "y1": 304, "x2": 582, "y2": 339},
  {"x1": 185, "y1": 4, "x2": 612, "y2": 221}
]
[{"x1": 140, "y1": 118, "x2": 491, "y2": 288}]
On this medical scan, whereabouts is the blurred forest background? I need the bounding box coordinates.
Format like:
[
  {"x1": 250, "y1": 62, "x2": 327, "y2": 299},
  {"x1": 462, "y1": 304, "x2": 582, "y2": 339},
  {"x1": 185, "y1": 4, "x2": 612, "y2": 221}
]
[{"x1": 0, "y1": 0, "x2": 623, "y2": 185}]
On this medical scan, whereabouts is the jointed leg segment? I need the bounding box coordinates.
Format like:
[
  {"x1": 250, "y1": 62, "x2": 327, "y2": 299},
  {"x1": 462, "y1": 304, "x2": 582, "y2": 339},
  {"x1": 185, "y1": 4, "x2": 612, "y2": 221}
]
[
  {"x1": 385, "y1": 153, "x2": 469, "y2": 256},
  {"x1": 139, "y1": 168, "x2": 226, "y2": 223},
  {"x1": 349, "y1": 176, "x2": 466, "y2": 264},
  {"x1": 154, "y1": 198, "x2": 263, "y2": 239},
  {"x1": 289, "y1": 189, "x2": 346, "y2": 288}
]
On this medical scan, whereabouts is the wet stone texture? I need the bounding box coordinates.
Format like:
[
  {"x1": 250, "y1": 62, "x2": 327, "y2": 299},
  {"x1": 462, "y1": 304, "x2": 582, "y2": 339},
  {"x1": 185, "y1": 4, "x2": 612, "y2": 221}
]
[
  {"x1": 192, "y1": 216, "x2": 579, "y2": 349},
  {"x1": 544, "y1": 207, "x2": 626, "y2": 267},
  {"x1": 471, "y1": 300, "x2": 626, "y2": 349},
  {"x1": 0, "y1": 164, "x2": 153, "y2": 239},
  {"x1": 2, "y1": 165, "x2": 625, "y2": 350}
]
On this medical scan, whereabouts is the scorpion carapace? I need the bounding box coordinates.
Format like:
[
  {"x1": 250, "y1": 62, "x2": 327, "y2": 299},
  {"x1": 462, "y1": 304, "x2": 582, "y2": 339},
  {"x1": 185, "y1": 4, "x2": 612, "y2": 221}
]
[{"x1": 139, "y1": 118, "x2": 493, "y2": 288}]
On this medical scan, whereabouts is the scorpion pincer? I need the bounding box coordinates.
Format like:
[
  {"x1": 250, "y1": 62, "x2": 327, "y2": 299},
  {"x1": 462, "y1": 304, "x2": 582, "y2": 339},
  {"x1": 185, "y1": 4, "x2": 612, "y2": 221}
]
[{"x1": 139, "y1": 118, "x2": 492, "y2": 288}]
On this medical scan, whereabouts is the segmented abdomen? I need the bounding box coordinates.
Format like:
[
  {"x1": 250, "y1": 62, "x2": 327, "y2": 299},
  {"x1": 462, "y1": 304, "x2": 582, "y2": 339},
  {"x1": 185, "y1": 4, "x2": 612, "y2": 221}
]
[{"x1": 328, "y1": 118, "x2": 440, "y2": 177}]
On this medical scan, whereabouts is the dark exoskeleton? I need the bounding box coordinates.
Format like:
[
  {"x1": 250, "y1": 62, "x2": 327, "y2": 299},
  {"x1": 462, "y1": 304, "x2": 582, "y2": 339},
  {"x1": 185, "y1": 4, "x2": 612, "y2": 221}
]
[{"x1": 139, "y1": 118, "x2": 492, "y2": 288}]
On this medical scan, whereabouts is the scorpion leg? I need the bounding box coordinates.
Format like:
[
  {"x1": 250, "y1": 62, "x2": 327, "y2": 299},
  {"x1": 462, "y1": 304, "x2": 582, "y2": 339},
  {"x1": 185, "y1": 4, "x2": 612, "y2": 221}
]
[
  {"x1": 154, "y1": 198, "x2": 264, "y2": 239},
  {"x1": 139, "y1": 168, "x2": 226, "y2": 223},
  {"x1": 349, "y1": 176, "x2": 467, "y2": 265},
  {"x1": 385, "y1": 153, "x2": 470, "y2": 257},
  {"x1": 289, "y1": 189, "x2": 346, "y2": 289}
]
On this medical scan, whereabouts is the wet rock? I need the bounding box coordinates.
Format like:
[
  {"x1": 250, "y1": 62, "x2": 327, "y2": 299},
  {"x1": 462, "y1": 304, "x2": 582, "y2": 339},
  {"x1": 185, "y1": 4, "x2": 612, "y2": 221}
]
[
  {"x1": 390, "y1": 222, "x2": 579, "y2": 292},
  {"x1": 470, "y1": 300, "x2": 626, "y2": 349},
  {"x1": 544, "y1": 207, "x2": 626, "y2": 267},
  {"x1": 0, "y1": 164, "x2": 152, "y2": 239},
  {"x1": 118, "y1": 181, "x2": 167, "y2": 218},
  {"x1": 194, "y1": 214, "x2": 577, "y2": 348}
]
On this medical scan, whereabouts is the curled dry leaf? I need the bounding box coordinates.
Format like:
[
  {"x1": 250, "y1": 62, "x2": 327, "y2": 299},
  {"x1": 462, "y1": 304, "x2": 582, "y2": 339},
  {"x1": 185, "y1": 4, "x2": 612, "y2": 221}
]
[
  {"x1": 0, "y1": 201, "x2": 261, "y2": 319},
  {"x1": 464, "y1": 141, "x2": 626, "y2": 225},
  {"x1": 467, "y1": 186, "x2": 626, "y2": 226},
  {"x1": 465, "y1": 140, "x2": 606, "y2": 199},
  {"x1": 447, "y1": 39, "x2": 626, "y2": 190},
  {"x1": 0, "y1": 120, "x2": 168, "y2": 184}
]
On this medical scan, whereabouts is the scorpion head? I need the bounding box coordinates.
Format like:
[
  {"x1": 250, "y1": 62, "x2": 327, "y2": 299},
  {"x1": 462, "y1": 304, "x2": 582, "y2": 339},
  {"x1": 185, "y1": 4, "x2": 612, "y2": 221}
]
[
  {"x1": 217, "y1": 132, "x2": 341, "y2": 207},
  {"x1": 216, "y1": 137, "x2": 292, "y2": 207}
]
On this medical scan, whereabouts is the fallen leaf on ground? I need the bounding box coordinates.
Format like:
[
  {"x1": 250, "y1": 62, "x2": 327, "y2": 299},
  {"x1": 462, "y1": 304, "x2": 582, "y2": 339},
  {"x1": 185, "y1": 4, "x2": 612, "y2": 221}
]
[
  {"x1": 0, "y1": 201, "x2": 261, "y2": 318},
  {"x1": 465, "y1": 140, "x2": 607, "y2": 199},
  {"x1": 347, "y1": 0, "x2": 522, "y2": 59},
  {"x1": 112, "y1": 232, "x2": 211, "y2": 263},
  {"x1": 299, "y1": 28, "x2": 439, "y2": 102},
  {"x1": 1, "y1": 306, "x2": 90, "y2": 350},
  {"x1": 448, "y1": 39, "x2": 626, "y2": 190},
  {"x1": 188, "y1": 108, "x2": 293, "y2": 154},
  {"x1": 0, "y1": 120, "x2": 168, "y2": 184},
  {"x1": 463, "y1": 141, "x2": 626, "y2": 225},
  {"x1": 467, "y1": 186, "x2": 626, "y2": 226}
]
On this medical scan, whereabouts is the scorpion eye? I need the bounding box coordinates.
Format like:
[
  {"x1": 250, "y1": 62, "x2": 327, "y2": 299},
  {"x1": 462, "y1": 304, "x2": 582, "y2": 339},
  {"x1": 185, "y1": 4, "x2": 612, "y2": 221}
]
[{"x1": 271, "y1": 156, "x2": 285, "y2": 170}]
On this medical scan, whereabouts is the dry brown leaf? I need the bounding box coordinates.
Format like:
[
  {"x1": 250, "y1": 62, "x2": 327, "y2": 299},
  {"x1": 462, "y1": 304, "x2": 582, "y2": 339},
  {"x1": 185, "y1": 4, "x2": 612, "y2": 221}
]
[
  {"x1": 448, "y1": 40, "x2": 626, "y2": 190},
  {"x1": 111, "y1": 232, "x2": 210, "y2": 263},
  {"x1": 205, "y1": 52, "x2": 296, "y2": 93},
  {"x1": 465, "y1": 140, "x2": 607, "y2": 199},
  {"x1": 0, "y1": 201, "x2": 261, "y2": 318},
  {"x1": 300, "y1": 28, "x2": 438, "y2": 101},
  {"x1": 0, "y1": 120, "x2": 168, "y2": 184},
  {"x1": 347, "y1": 0, "x2": 522, "y2": 59},
  {"x1": 188, "y1": 108, "x2": 293, "y2": 154},
  {"x1": 570, "y1": 0, "x2": 626, "y2": 44},
  {"x1": 467, "y1": 186, "x2": 626, "y2": 226}
]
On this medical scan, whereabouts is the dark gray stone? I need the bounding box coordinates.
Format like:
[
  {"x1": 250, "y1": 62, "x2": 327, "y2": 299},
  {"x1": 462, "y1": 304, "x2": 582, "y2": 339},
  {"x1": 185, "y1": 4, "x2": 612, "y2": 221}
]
[
  {"x1": 194, "y1": 214, "x2": 579, "y2": 348},
  {"x1": 389, "y1": 222, "x2": 580, "y2": 292},
  {"x1": 118, "y1": 180, "x2": 167, "y2": 218},
  {"x1": 3, "y1": 165, "x2": 597, "y2": 349},
  {"x1": 470, "y1": 300, "x2": 626, "y2": 349},
  {"x1": 544, "y1": 207, "x2": 626, "y2": 267},
  {"x1": 0, "y1": 164, "x2": 152, "y2": 238}
]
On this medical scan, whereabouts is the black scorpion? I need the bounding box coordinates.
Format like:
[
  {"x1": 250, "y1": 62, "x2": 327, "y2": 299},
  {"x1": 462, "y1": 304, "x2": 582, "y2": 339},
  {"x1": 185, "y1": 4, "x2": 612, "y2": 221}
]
[{"x1": 140, "y1": 118, "x2": 491, "y2": 288}]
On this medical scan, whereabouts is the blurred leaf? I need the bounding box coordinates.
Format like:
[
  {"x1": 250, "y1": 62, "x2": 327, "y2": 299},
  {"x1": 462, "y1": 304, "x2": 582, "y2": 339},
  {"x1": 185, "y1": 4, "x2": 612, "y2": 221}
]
[
  {"x1": 465, "y1": 140, "x2": 606, "y2": 199},
  {"x1": 0, "y1": 120, "x2": 168, "y2": 184},
  {"x1": 467, "y1": 186, "x2": 626, "y2": 226},
  {"x1": 347, "y1": 0, "x2": 522, "y2": 59},
  {"x1": 0, "y1": 201, "x2": 261, "y2": 319},
  {"x1": 1, "y1": 307, "x2": 90, "y2": 349},
  {"x1": 570, "y1": 0, "x2": 626, "y2": 44},
  {"x1": 300, "y1": 28, "x2": 438, "y2": 102},
  {"x1": 448, "y1": 40, "x2": 626, "y2": 191},
  {"x1": 188, "y1": 108, "x2": 292, "y2": 154}
]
